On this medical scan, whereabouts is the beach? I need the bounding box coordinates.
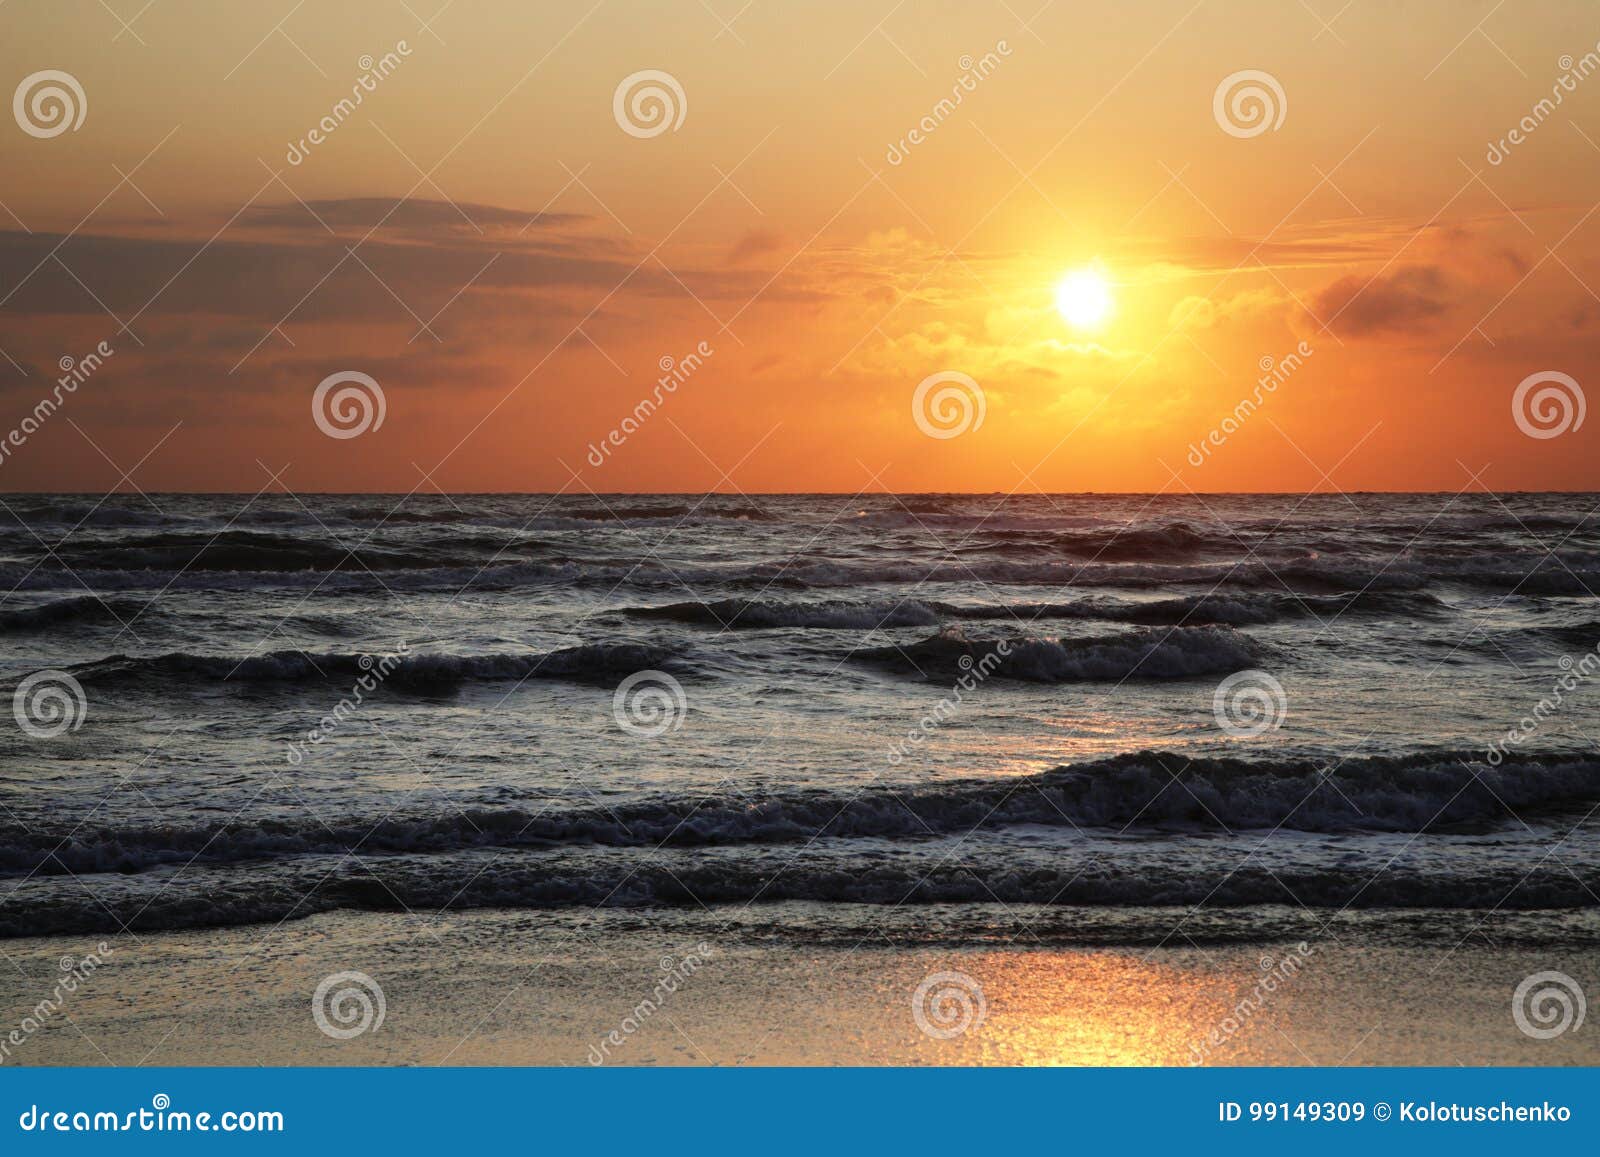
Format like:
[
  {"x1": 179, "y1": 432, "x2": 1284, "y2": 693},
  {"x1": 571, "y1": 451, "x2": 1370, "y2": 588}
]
[
  {"x1": 4, "y1": 906, "x2": 1596, "y2": 1066},
  {"x1": 1, "y1": 492, "x2": 1596, "y2": 1067}
]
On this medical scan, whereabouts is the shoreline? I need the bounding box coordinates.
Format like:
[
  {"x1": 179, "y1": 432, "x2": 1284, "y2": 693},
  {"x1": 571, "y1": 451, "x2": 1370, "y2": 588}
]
[{"x1": 2, "y1": 906, "x2": 1594, "y2": 1067}]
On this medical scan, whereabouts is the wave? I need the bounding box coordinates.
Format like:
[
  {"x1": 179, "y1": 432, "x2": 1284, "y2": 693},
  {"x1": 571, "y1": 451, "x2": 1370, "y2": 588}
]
[
  {"x1": 50, "y1": 641, "x2": 674, "y2": 690},
  {"x1": 717, "y1": 557, "x2": 1424, "y2": 595},
  {"x1": 40, "y1": 530, "x2": 478, "y2": 573},
  {"x1": 10, "y1": 749, "x2": 1586, "y2": 884},
  {"x1": 339, "y1": 503, "x2": 776, "y2": 526},
  {"x1": 1445, "y1": 568, "x2": 1600, "y2": 597},
  {"x1": 1540, "y1": 621, "x2": 1600, "y2": 650},
  {"x1": 1059, "y1": 589, "x2": 1443, "y2": 625},
  {"x1": 625, "y1": 590, "x2": 1443, "y2": 631},
  {"x1": 847, "y1": 510, "x2": 1120, "y2": 531},
  {"x1": 855, "y1": 626, "x2": 1260, "y2": 681},
  {"x1": 0, "y1": 595, "x2": 143, "y2": 631},
  {"x1": 1, "y1": 551, "x2": 1559, "y2": 596},
  {"x1": 1015, "y1": 523, "x2": 1222, "y2": 561},
  {"x1": 628, "y1": 598, "x2": 946, "y2": 630},
  {"x1": 4, "y1": 847, "x2": 1596, "y2": 937},
  {"x1": 934, "y1": 522, "x2": 1233, "y2": 561},
  {"x1": 0, "y1": 502, "x2": 188, "y2": 529}
]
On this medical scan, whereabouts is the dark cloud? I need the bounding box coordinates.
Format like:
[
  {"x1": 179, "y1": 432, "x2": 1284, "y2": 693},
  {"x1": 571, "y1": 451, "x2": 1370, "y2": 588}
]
[
  {"x1": 0, "y1": 221, "x2": 799, "y2": 326},
  {"x1": 727, "y1": 227, "x2": 785, "y2": 265},
  {"x1": 1124, "y1": 228, "x2": 1400, "y2": 272},
  {"x1": 243, "y1": 197, "x2": 587, "y2": 233},
  {"x1": 1312, "y1": 266, "x2": 1451, "y2": 336},
  {"x1": 1495, "y1": 246, "x2": 1531, "y2": 276}
]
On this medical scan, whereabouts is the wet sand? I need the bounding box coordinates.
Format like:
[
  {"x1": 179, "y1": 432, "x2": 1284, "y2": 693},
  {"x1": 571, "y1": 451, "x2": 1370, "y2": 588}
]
[{"x1": 2, "y1": 907, "x2": 1594, "y2": 1067}]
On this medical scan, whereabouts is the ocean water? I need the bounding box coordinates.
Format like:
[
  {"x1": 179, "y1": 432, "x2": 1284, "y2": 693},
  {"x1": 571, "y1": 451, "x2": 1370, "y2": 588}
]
[{"x1": 1, "y1": 491, "x2": 1597, "y2": 945}]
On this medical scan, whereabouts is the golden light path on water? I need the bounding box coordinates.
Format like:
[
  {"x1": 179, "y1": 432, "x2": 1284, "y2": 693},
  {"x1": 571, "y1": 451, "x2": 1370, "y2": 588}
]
[
  {"x1": 7, "y1": 908, "x2": 1599, "y2": 1065},
  {"x1": 936, "y1": 952, "x2": 1219, "y2": 1066}
]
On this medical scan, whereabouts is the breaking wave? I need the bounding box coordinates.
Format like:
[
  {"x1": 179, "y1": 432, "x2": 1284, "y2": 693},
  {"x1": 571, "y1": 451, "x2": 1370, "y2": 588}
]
[
  {"x1": 46, "y1": 641, "x2": 675, "y2": 690},
  {"x1": 7, "y1": 750, "x2": 1592, "y2": 881},
  {"x1": 855, "y1": 626, "x2": 1262, "y2": 681}
]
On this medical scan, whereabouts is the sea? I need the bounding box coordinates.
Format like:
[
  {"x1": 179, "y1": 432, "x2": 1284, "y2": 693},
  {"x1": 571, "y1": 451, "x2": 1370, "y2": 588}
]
[{"x1": 1, "y1": 491, "x2": 1597, "y2": 948}]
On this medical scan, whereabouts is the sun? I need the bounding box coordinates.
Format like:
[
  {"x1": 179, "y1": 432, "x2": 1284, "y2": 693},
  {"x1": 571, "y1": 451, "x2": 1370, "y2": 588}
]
[{"x1": 1054, "y1": 269, "x2": 1114, "y2": 331}]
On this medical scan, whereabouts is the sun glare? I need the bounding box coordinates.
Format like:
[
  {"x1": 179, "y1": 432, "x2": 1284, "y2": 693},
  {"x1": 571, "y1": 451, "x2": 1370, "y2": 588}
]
[{"x1": 1054, "y1": 270, "x2": 1114, "y2": 331}]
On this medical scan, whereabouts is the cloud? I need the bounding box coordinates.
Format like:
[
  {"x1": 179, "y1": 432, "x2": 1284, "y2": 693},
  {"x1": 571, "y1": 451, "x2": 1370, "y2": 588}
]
[
  {"x1": 0, "y1": 201, "x2": 818, "y2": 326},
  {"x1": 0, "y1": 195, "x2": 842, "y2": 443},
  {"x1": 726, "y1": 227, "x2": 785, "y2": 265},
  {"x1": 1125, "y1": 220, "x2": 1405, "y2": 274},
  {"x1": 1311, "y1": 266, "x2": 1451, "y2": 336},
  {"x1": 1168, "y1": 287, "x2": 1291, "y2": 330},
  {"x1": 243, "y1": 197, "x2": 587, "y2": 234}
]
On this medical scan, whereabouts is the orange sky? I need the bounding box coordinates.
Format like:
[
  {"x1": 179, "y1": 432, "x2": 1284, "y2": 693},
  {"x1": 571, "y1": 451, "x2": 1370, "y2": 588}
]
[{"x1": 1, "y1": 0, "x2": 1597, "y2": 493}]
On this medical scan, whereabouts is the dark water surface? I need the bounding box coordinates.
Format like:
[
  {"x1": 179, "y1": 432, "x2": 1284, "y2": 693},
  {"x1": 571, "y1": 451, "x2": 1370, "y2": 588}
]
[{"x1": 1, "y1": 491, "x2": 1596, "y2": 942}]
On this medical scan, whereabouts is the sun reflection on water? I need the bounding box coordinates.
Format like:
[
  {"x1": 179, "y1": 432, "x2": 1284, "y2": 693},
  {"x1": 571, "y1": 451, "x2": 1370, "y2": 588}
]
[{"x1": 910, "y1": 950, "x2": 1228, "y2": 1066}]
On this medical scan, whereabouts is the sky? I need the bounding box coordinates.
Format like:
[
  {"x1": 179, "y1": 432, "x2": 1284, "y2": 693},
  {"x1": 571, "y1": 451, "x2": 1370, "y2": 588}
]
[{"x1": 1, "y1": 0, "x2": 1598, "y2": 493}]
